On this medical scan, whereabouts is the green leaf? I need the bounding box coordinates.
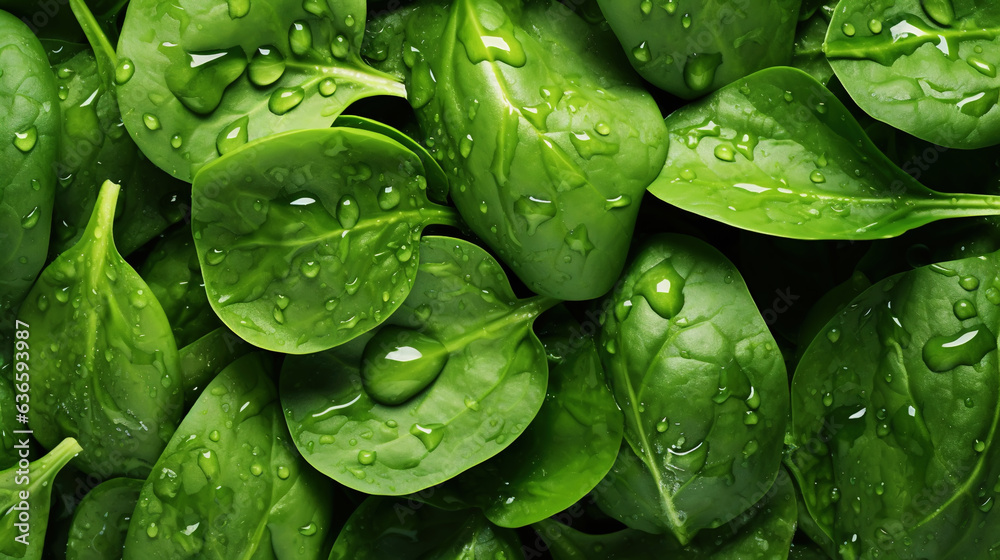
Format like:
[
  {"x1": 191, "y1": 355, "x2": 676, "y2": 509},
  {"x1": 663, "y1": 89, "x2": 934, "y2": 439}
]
[
  {"x1": 791, "y1": 1, "x2": 835, "y2": 85},
  {"x1": 648, "y1": 67, "x2": 1000, "y2": 240},
  {"x1": 400, "y1": 0, "x2": 668, "y2": 300},
  {"x1": 192, "y1": 127, "x2": 459, "y2": 354},
  {"x1": 139, "y1": 228, "x2": 221, "y2": 348},
  {"x1": 594, "y1": 234, "x2": 788, "y2": 544},
  {"x1": 333, "y1": 115, "x2": 450, "y2": 204},
  {"x1": 0, "y1": 438, "x2": 82, "y2": 560},
  {"x1": 328, "y1": 497, "x2": 523, "y2": 560},
  {"x1": 0, "y1": 9, "x2": 60, "y2": 369},
  {"x1": 124, "y1": 354, "x2": 336, "y2": 559},
  {"x1": 415, "y1": 308, "x2": 624, "y2": 527},
  {"x1": 535, "y1": 467, "x2": 798, "y2": 560},
  {"x1": 788, "y1": 250, "x2": 1000, "y2": 559},
  {"x1": 281, "y1": 236, "x2": 556, "y2": 495},
  {"x1": 116, "y1": 0, "x2": 407, "y2": 181},
  {"x1": 47, "y1": 1, "x2": 188, "y2": 257},
  {"x1": 826, "y1": 0, "x2": 1000, "y2": 149},
  {"x1": 178, "y1": 327, "x2": 253, "y2": 407},
  {"x1": 66, "y1": 477, "x2": 143, "y2": 560},
  {"x1": 17, "y1": 181, "x2": 183, "y2": 478},
  {"x1": 596, "y1": 0, "x2": 802, "y2": 99}
]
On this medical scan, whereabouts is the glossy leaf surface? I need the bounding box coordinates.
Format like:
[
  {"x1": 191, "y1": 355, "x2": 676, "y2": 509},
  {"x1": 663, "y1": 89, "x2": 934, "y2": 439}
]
[
  {"x1": 65, "y1": 477, "x2": 142, "y2": 560},
  {"x1": 50, "y1": 0, "x2": 187, "y2": 256},
  {"x1": 139, "y1": 228, "x2": 220, "y2": 348},
  {"x1": 648, "y1": 67, "x2": 1000, "y2": 240},
  {"x1": 789, "y1": 250, "x2": 1000, "y2": 559},
  {"x1": 827, "y1": 0, "x2": 1000, "y2": 149},
  {"x1": 328, "y1": 497, "x2": 523, "y2": 560},
  {"x1": 117, "y1": 0, "x2": 407, "y2": 181},
  {"x1": 281, "y1": 236, "x2": 554, "y2": 495},
  {"x1": 192, "y1": 127, "x2": 458, "y2": 354},
  {"x1": 597, "y1": 0, "x2": 801, "y2": 99},
  {"x1": 0, "y1": 10, "x2": 59, "y2": 370},
  {"x1": 17, "y1": 181, "x2": 183, "y2": 478},
  {"x1": 415, "y1": 310, "x2": 624, "y2": 527},
  {"x1": 400, "y1": 0, "x2": 668, "y2": 300},
  {"x1": 536, "y1": 467, "x2": 797, "y2": 560},
  {"x1": 124, "y1": 354, "x2": 335, "y2": 559},
  {"x1": 595, "y1": 234, "x2": 788, "y2": 544},
  {"x1": 0, "y1": 438, "x2": 82, "y2": 560}
]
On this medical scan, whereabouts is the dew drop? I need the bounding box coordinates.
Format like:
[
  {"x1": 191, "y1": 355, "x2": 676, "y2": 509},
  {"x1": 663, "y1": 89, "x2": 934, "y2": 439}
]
[
  {"x1": 635, "y1": 259, "x2": 685, "y2": 319},
  {"x1": 248, "y1": 46, "x2": 286, "y2": 86},
  {"x1": 13, "y1": 127, "x2": 37, "y2": 152},
  {"x1": 115, "y1": 58, "x2": 135, "y2": 84},
  {"x1": 362, "y1": 327, "x2": 448, "y2": 405},
  {"x1": 268, "y1": 87, "x2": 305, "y2": 115},
  {"x1": 336, "y1": 195, "x2": 360, "y2": 229}
]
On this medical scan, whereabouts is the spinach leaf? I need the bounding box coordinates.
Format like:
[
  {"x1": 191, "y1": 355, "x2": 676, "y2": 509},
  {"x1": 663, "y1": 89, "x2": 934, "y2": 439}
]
[
  {"x1": 281, "y1": 236, "x2": 556, "y2": 495},
  {"x1": 65, "y1": 477, "x2": 142, "y2": 560},
  {"x1": 594, "y1": 234, "x2": 788, "y2": 544},
  {"x1": 116, "y1": 0, "x2": 407, "y2": 181},
  {"x1": 826, "y1": 0, "x2": 1000, "y2": 149},
  {"x1": 791, "y1": 1, "x2": 835, "y2": 85},
  {"x1": 788, "y1": 250, "x2": 1000, "y2": 559},
  {"x1": 177, "y1": 327, "x2": 253, "y2": 406},
  {"x1": 328, "y1": 497, "x2": 523, "y2": 559},
  {"x1": 596, "y1": 0, "x2": 802, "y2": 99},
  {"x1": 648, "y1": 67, "x2": 1000, "y2": 240},
  {"x1": 0, "y1": 8, "x2": 59, "y2": 372},
  {"x1": 535, "y1": 467, "x2": 798, "y2": 560},
  {"x1": 333, "y1": 114, "x2": 449, "y2": 204},
  {"x1": 139, "y1": 228, "x2": 220, "y2": 348},
  {"x1": 0, "y1": 438, "x2": 82, "y2": 560},
  {"x1": 412, "y1": 308, "x2": 624, "y2": 527},
  {"x1": 16, "y1": 181, "x2": 183, "y2": 478},
  {"x1": 123, "y1": 354, "x2": 336, "y2": 558},
  {"x1": 49, "y1": 0, "x2": 188, "y2": 257},
  {"x1": 192, "y1": 127, "x2": 459, "y2": 354},
  {"x1": 399, "y1": 0, "x2": 668, "y2": 300}
]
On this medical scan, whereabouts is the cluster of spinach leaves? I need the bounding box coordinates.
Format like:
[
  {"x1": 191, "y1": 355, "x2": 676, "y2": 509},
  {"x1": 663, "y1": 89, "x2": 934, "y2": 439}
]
[{"x1": 3, "y1": 0, "x2": 1000, "y2": 558}]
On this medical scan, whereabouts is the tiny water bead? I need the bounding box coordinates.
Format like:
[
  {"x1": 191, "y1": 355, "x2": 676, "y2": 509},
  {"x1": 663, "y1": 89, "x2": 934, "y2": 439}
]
[
  {"x1": 361, "y1": 327, "x2": 449, "y2": 406},
  {"x1": 143, "y1": 113, "x2": 161, "y2": 131},
  {"x1": 216, "y1": 116, "x2": 249, "y2": 155}
]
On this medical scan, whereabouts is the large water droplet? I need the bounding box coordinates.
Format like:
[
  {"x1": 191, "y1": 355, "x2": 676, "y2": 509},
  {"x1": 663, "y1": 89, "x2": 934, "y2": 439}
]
[
  {"x1": 216, "y1": 116, "x2": 249, "y2": 155},
  {"x1": 115, "y1": 58, "x2": 135, "y2": 85},
  {"x1": 361, "y1": 327, "x2": 449, "y2": 405},
  {"x1": 514, "y1": 196, "x2": 556, "y2": 235},
  {"x1": 683, "y1": 52, "x2": 723, "y2": 92},
  {"x1": 921, "y1": 0, "x2": 955, "y2": 26},
  {"x1": 565, "y1": 225, "x2": 594, "y2": 256},
  {"x1": 336, "y1": 195, "x2": 360, "y2": 229},
  {"x1": 268, "y1": 87, "x2": 305, "y2": 115},
  {"x1": 13, "y1": 127, "x2": 37, "y2": 152},
  {"x1": 377, "y1": 186, "x2": 401, "y2": 210},
  {"x1": 248, "y1": 46, "x2": 286, "y2": 86},
  {"x1": 165, "y1": 47, "x2": 248, "y2": 115},
  {"x1": 410, "y1": 423, "x2": 445, "y2": 451},
  {"x1": 289, "y1": 21, "x2": 313, "y2": 56},
  {"x1": 227, "y1": 0, "x2": 250, "y2": 18},
  {"x1": 635, "y1": 260, "x2": 685, "y2": 319},
  {"x1": 922, "y1": 325, "x2": 997, "y2": 372}
]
